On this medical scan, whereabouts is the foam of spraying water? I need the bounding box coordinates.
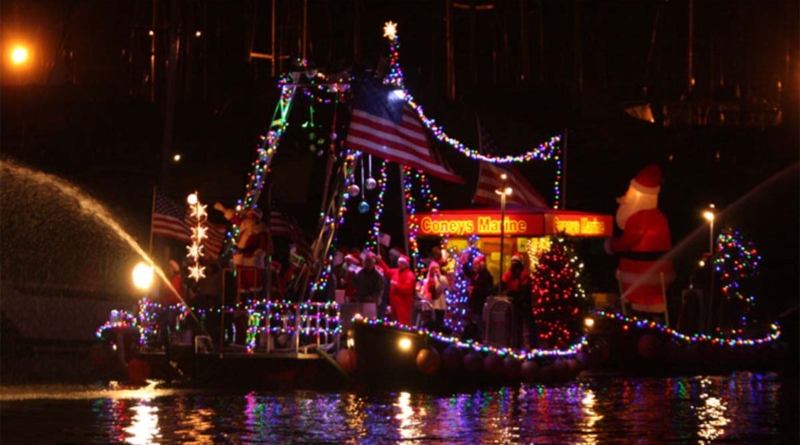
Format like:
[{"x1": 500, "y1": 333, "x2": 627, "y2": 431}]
[{"x1": 0, "y1": 159, "x2": 183, "y2": 304}]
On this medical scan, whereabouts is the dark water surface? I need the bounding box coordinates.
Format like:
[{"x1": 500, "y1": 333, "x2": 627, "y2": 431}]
[{"x1": 1, "y1": 372, "x2": 797, "y2": 444}]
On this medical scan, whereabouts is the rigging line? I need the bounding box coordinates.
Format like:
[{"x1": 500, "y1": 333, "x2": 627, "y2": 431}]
[{"x1": 643, "y1": 0, "x2": 668, "y2": 98}]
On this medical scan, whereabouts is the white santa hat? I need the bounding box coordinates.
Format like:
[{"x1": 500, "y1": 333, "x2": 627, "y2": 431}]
[
  {"x1": 344, "y1": 253, "x2": 361, "y2": 266},
  {"x1": 629, "y1": 164, "x2": 663, "y2": 195}
]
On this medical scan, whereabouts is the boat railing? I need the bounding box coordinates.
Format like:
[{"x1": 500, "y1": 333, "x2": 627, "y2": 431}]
[{"x1": 237, "y1": 299, "x2": 341, "y2": 355}]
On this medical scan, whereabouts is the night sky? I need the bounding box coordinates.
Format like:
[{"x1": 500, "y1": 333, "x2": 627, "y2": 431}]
[{"x1": 1, "y1": 1, "x2": 798, "y2": 308}]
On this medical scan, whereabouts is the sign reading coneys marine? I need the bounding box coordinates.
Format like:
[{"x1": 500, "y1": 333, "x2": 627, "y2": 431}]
[{"x1": 411, "y1": 210, "x2": 613, "y2": 238}]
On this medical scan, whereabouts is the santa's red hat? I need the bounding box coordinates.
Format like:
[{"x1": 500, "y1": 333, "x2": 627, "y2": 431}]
[
  {"x1": 473, "y1": 254, "x2": 486, "y2": 263},
  {"x1": 630, "y1": 164, "x2": 662, "y2": 195},
  {"x1": 397, "y1": 255, "x2": 410, "y2": 265},
  {"x1": 511, "y1": 252, "x2": 523, "y2": 263}
]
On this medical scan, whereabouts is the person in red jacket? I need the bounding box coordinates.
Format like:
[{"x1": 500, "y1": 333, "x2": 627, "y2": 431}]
[
  {"x1": 605, "y1": 164, "x2": 674, "y2": 317},
  {"x1": 378, "y1": 254, "x2": 417, "y2": 326}
]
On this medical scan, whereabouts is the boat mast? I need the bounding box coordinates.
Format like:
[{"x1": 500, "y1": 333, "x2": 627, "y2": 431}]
[
  {"x1": 446, "y1": 0, "x2": 456, "y2": 101},
  {"x1": 687, "y1": 0, "x2": 694, "y2": 93}
]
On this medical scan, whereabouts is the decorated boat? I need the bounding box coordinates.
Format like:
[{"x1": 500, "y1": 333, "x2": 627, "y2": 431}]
[{"x1": 94, "y1": 21, "x2": 617, "y2": 389}]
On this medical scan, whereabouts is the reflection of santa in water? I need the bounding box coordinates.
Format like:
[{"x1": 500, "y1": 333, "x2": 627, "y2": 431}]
[
  {"x1": 214, "y1": 203, "x2": 271, "y2": 295},
  {"x1": 604, "y1": 165, "x2": 675, "y2": 314}
]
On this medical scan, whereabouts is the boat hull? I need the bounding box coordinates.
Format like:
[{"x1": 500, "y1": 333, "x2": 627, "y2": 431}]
[
  {"x1": 134, "y1": 346, "x2": 349, "y2": 390},
  {"x1": 584, "y1": 312, "x2": 791, "y2": 377},
  {"x1": 351, "y1": 321, "x2": 583, "y2": 391}
]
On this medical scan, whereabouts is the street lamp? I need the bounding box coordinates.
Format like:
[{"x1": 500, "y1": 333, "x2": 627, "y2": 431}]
[
  {"x1": 10, "y1": 46, "x2": 29, "y2": 66},
  {"x1": 702, "y1": 204, "x2": 716, "y2": 333},
  {"x1": 703, "y1": 204, "x2": 715, "y2": 255},
  {"x1": 495, "y1": 173, "x2": 512, "y2": 294}
]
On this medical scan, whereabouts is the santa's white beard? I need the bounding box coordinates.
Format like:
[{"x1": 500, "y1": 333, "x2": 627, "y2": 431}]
[
  {"x1": 615, "y1": 189, "x2": 658, "y2": 230},
  {"x1": 616, "y1": 204, "x2": 637, "y2": 230}
]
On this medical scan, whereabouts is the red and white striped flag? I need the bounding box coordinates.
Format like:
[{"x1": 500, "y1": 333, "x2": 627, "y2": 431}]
[
  {"x1": 265, "y1": 207, "x2": 313, "y2": 261},
  {"x1": 152, "y1": 193, "x2": 227, "y2": 259},
  {"x1": 345, "y1": 79, "x2": 464, "y2": 184},
  {"x1": 472, "y1": 124, "x2": 549, "y2": 208}
]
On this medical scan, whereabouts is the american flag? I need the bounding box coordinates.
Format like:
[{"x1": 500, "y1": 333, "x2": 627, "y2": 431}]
[
  {"x1": 152, "y1": 193, "x2": 227, "y2": 259},
  {"x1": 345, "y1": 78, "x2": 464, "y2": 184},
  {"x1": 264, "y1": 206, "x2": 312, "y2": 260},
  {"x1": 472, "y1": 124, "x2": 549, "y2": 209}
]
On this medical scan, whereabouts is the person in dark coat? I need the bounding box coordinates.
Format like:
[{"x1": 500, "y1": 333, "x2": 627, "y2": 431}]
[
  {"x1": 354, "y1": 253, "x2": 385, "y2": 305},
  {"x1": 465, "y1": 255, "x2": 493, "y2": 320}
]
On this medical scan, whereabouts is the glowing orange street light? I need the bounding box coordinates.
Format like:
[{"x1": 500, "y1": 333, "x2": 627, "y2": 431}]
[
  {"x1": 10, "y1": 46, "x2": 29, "y2": 66},
  {"x1": 703, "y1": 204, "x2": 715, "y2": 255}
]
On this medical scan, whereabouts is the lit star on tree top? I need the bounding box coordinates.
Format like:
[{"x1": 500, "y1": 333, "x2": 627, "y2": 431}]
[{"x1": 383, "y1": 21, "x2": 397, "y2": 40}]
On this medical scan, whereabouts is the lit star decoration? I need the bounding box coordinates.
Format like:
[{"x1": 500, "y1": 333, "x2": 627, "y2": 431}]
[
  {"x1": 713, "y1": 227, "x2": 761, "y2": 333},
  {"x1": 186, "y1": 192, "x2": 207, "y2": 281},
  {"x1": 383, "y1": 21, "x2": 398, "y2": 40}
]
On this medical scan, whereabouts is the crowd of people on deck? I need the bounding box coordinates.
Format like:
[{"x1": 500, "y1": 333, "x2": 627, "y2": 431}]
[
  {"x1": 156, "y1": 229, "x2": 548, "y2": 349},
  {"x1": 152, "y1": 202, "x2": 549, "y2": 350}
]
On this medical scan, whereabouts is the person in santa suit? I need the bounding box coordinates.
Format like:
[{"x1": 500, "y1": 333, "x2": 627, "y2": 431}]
[
  {"x1": 214, "y1": 203, "x2": 271, "y2": 302},
  {"x1": 378, "y1": 254, "x2": 417, "y2": 326},
  {"x1": 604, "y1": 164, "x2": 675, "y2": 319}
]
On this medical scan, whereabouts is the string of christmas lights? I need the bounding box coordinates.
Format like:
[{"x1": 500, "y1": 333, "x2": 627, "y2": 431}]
[
  {"x1": 368, "y1": 160, "x2": 389, "y2": 248},
  {"x1": 310, "y1": 150, "x2": 361, "y2": 294},
  {"x1": 97, "y1": 297, "x2": 343, "y2": 349},
  {"x1": 593, "y1": 310, "x2": 780, "y2": 347},
  {"x1": 353, "y1": 315, "x2": 587, "y2": 361}
]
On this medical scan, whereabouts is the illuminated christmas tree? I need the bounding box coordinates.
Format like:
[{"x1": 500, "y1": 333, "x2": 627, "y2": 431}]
[
  {"x1": 714, "y1": 226, "x2": 761, "y2": 334},
  {"x1": 445, "y1": 235, "x2": 482, "y2": 336},
  {"x1": 530, "y1": 237, "x2": 589, "y2": 349}
]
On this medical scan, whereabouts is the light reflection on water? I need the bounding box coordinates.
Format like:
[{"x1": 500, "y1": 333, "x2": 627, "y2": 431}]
[{"x1": 0, "y1": 372, "x2": 795, "y2": 444}]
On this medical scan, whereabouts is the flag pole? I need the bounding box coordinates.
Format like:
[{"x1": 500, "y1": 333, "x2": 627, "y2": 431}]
[
  {"x1": 398, "y1": 164, "x2": 411, "y2": 265},
  {"x1": 149, "y1": 185, "x2": 157, "y2": 257}
]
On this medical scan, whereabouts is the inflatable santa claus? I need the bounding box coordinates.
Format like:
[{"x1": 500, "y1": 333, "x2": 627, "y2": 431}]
[{"x1": 604, "y1": 164, "x2": 675, "y2": 316}]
